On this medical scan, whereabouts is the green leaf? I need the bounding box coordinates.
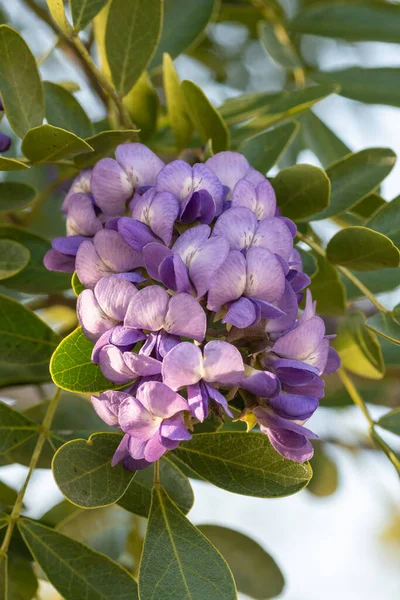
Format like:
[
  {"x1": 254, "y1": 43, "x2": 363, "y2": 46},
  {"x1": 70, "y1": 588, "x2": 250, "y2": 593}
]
[
  {"x1": 334, "y1": 311, "x2": 385, "y2": 380},
  {"x1": 308, "y1": 254, "x2": 346, "y2": 315},
  {"x1": 118, "y1": 457, "x2": 193, "y2": 517},
  {"x1": 123, "y1": 72, "x2": 159, "y2": 141},
  {"x1": 181, "y1": 80, "x2": 230, "y2": 153},
  {"x1": 0, "y1": 157, "x2": 29, "y2": 171},
  {"x1": 0, "y1": 481, "x2": 17, "y2": 508},
  {"x1": 220, "y1": 91, "x2": 283, "y2": 125},
  {"x1": 350, "y1": 193, "x2": 387, "y2": 223},
  {"x1": 0, "y1": 26, "x2": 44, "y2": 138},
  {"x1": 44, "y1": 81, "x2": 93, "y2": 139},
  {"x1": 105, "y1": 0, "x2": 162, "y2": 96},
  {"x1": 71, "y1": 271, "x2": 85, "y2": 296},
  {"x1": 139, "y1": 485, "x2": 237, "y2": 600},
  {"x1": 0, "y1": 401, "x2": 37, "y2": 455},
  {"x1": 367, "y1": 195, "x2": 400, "y2": 247},
  {"x1": 272, "y1": 164, "x2": 330, "y2": 221},
  {"x1": 46, "y1": 0, "x2": 74, "y2": 35},
  {"x1": 18, "y1": 519, "x2": 139, "y2": 600},
  {"x1": 0, "y1": 293, "x2": 60, "y2": 365},
  {"x1": 312, "y1": 68, "x2": 400, "y2": 107},
  {"x1": 326, "y1": 227, "x2": 400, "y2": 271},
  {"x1": 311, "y1": 149, "x2": 396, "y2": 220},
  {"x1": 240, "y1": 121, "x2": 299, "y2": 174},
  {"x1": 259, "y1": 20, "x2": 301, "y2": 69},
  {"x1": 299, "y1": 110, "x2": 350, "y2": 168},
  {"x1": 366, "y1": 307, "x2": 400, "y2": 346},
  {"x1": 163, "y1": 53, "x2": 192, "y2": 149},
  {"x1": 74, "y1": 129, "x2": 139, "y2": 168},
  {"x1": 52, "y1": 433, "x2": 135, "y2": 509},
  {"x1": 0, "y1": 182, "x2": 36, "y2": 213},
  {"x1": 0, "y1": 225, "x2": 70, "y2": 293},
  {"x1": 150, "y1": 0, "x2": 217, "y2": 69},
  {"x1": 8, "y1": 552, "x2": 38, "y2": 600},
  {"x1": 343, "y1": 268, "x2": 400, "y2": 300},
  {"x1": 22, "y1": 124, "x2": 93, "y2": 164},
  {"x1": 290, "y1": 3, "x2": 400, "y2": 44},
  {"x1": 307, "y1": 442, "x2": 338, "y2": 497},
  {"x1": 0, "y1": 556, "x2": 6, "y2": 600},
  {"x1": 172, "y1": 432, "x2": 312, "y2": 498},
  {"x1": 0, "y1": 361, "x2": 51, "y2": 389},
  {"x1": 198, "y1": 525, "x2": 285, "y2": 600},
  {"x1": 70, "y1": 0, "x2": 109, "y2": 31},
  {"x1": 50, "y1": 327, "x2": 118, "y2": 393},
  {"x1": 0, "y1": 241, "x2": 30, "y2": 281},
  {"x1": 377, "y1": 408, "x2": 400, "y2": 436}
]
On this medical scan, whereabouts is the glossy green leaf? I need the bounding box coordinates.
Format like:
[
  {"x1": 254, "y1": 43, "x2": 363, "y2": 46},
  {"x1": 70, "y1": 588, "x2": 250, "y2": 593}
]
[
  {"x1": 0, "y1": 241, "x2": 30, "y2": 280},
  {"x1": 163, "y1": 53, "x2": 192, "y2": 149},
  {"x1": 118, "y1": 457, "x2": 193, "y2": 517},
  {"x1": 367, "y1": 195, "x2": 400, "y2": 247},
  {"x1": 0, "y1": 225, "x2": 70, "y2": 293},
  {"x1": 105, "y1": 0, "x2": 162, "y2": 96},
  {"x1": 181, "y1": 80, "x2": 230, "y2": 153},
  {"x1": 240, "y1": 121, "x2": 300, "y2": 174},
  {"x1": 50, "y1": 327, "x2": 118, "y2": 393},
  {"x1": 123, "y1": 72, "x2": 159, "y2": 141},
  {"x1": 74, "y1": 129, "x2": 139, "y2": 168},
  {"x1": 0, "y1": 157, "x2": 29, "y2": 171},
  {"x1": 327, "y1": 227, "x2": 400, "y2": 271},
  {"x1": 172, "y1": 432, "x2": 312, "y2": 498},
  {"x1": 198, "y1": 525, "x2": 285, "y2": 600},
  {"x1": 150, "y1": 0, "x2": 217, "y2": 68},
  {"x1": 139, "y1": 485, "x2": 237, "y2": 600},
  {"x1": 366, "y1": 307, "x2": 400, "y2": 346},
  {"x1": 22, "y1": 124, "x2": 93, "y2": 164},
  {"x1": 334, "y1": 311, "x2": 385, "y2": 380},
  {"x1": 299, "y1": 110, "x2": 350, "y2": 168},
  {"x1": 311, "y1": 149, "x2": 396, "y2": 220},
  {"x1": 0, "y1": 293, "x2": 60, "y2": 365},
  {"x1": 377, "y1": 408, "x2": 400, "y2": 436},
  {"x1": 44, "y1": 81, "x2": 93, "y2": 139},
  {"x1": 0, "y1": 25, "x2": 44, "y2": 138},
  {"x1": 46, "y1": 0, "x2": 73, "y2": 35},
  {"x1": 290, "y1": 3, "x2": 400, "y2": 43},
  {"x1": 52, "y1": 433, "x2": 135, "y2": 508},
  {"x1": 308, "y1": 254, "x2": 346, "y2": 315},
  {"x1": 259, "y1": 20, "x2": 301, "y2": 69},
  {"x1": 70, "y1": 0, "x2": 109, "y2": 31},
  {"x1": 0, "y1": 182, "x2": 36, "y2": 213},
  {"x1": 18, "y1": 519, "x2": 139, "y2": 600},
  {"x1": 312, "y1": 68, "x2": 400, "y2": 107},
  {"x1": 307, "y1": 443, "x2": 338, "y2": 497},
  {"x1": 0, "y1": 401, "x2": 37, "y2": 455},
  {"x1": 71, "y1": 271, "x2": 85, "y2": 296},
  {"x1": 272, "y1": 164, "x2": 330, "y2": 221}
]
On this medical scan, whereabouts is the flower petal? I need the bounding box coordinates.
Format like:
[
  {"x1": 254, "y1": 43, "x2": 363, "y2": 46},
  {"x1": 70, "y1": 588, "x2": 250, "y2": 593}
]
[
  {"x1": 156, "y1": 160, "x2": 193, "y2": 200},
  {"x1": 115, "y1": 143, "x2": 164, "y2": 186},
  {"x1": 77, "y1": 289, "x2": 115, "y2": 342},
  {"x1": 91, "y1": 330, "x2": 112, "y2": 363},
  {"x1": 146, "y1": 191, "x2": 179, "y2": 245},
  {"x1": 111, "y1": 434, "x2": 130, "y2": 466},
  {"x1": 99, "y1": 345, "x2": 136, "y2": 384},
  {"x1": 162, "y1": 342, "x2": 203, "y2": 390},
  {"x1": 137, "y1": 381, "x2": 189, "y2": 418},
  {"x1": 268, "y1": 392, "x2": 318, "y2": 420},
  {"x1": 206, "y1": 151, "x2": 252, "y2": 191},
  {"x1": 164, "y1": 293, "x2": 207, "y2": 342},
  {"x1": 324, "y1": 347, "x2": 341, "y2": 375},
  {"x1": 118, "y1": 217, "x2": 158, "y2": 252},
  {"x1": 66, "y1": 193, "x2": 102, "y2": 237},
  {"x1": 43, "y1": 249, "x2": 75, "y2": 273},
  {"x1": 62, "y1": 169, "x2": 92, "y2": 213},
  {"x1": 52, "y1": 235, "x2": 87, "y2": 256},
  {"x1": 159, "y1": 254, "x2": 191, "y2": 293},
  {"x1": 125, "y1": 285, "x2": 168, "y2": 331},
  {"x1": 223, "y1": 297, "x2": 258, "y2": 328},
  {"x1": 119, "y1": 396, "x2": 161, "y2": 439},
  {"x1": 171, "y1": 224, "x2": 210, "y2": 263},
  {"x1": 264, "y1": 281, "x2": 298, "y2": 334},
  {"x1": 187, "y1": 382, "x2": 209, "y2": 422},
  {"x1": 213, "y1": 206, "x2": 257, "y2": 250},
  {"x1": 245, "y1": 246, "x2": 285, "y2": 303},
  {"x1": 192, "y1": 163, "x2": 224, "y2": 215},
  {"x1": 110, "y1": 325, "x2": 146, "y2": 346},
  {"x1": 241, "y1": 367, "x2": 280, "y2": 398},
  {"x1": 75, "y1": 240, "x2": 110, "y2": 289},
  {"x1": 231, "y1": 179, "x2": 276, "y2": 220},
  {"x1": 143, "y1": 242, "x2": 173, "y2": 280},
  {"x1": 264, "y1": 426, "x2": 315, "y2": 462},
  {"x1": 91, "y1": 390, "x2": 130, "y2": 426},
  {"x1": 207, "y1": 250, "x2": 247, "y2": 312},
  {"x1": 203, "y1": 340, "x2": 244, "y2": 386},
  {"x1": 161, "y1": 414, "x2": 192, "y2": 440},
  {"x1": 252, "y1": 217, "x2": 293, "y2": 261},
  {"x1": 93, "y1": 229, "x2": 143, "y2": 272},
  {"x1": 204, "y1": 382, "x2": 233, "y2": 417},
  {"x1": 272, "y1": 316, "x2": 326, "y2": 361},
  {"x1": 123, "y1": 352, "x2": 162, "y2": 376},
  {"x1": 94, "y1": 275, "x2": 136, "y2": 322},
  {"x1": 144, "y1": 433, "x2": 169, "y2": 462},
  {"x1": 189, "y1": 236, "x2": 230, "y2": 298},
  {"x1": 91, "y1": 158, "x2": 133, "y2": 216}
]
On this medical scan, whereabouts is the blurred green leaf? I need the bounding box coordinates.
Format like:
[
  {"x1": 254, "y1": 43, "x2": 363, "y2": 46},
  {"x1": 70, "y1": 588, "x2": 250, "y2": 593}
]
[
  {"x1": 70, "y1": 0, "x2": 109, "y2": 31},
  {"x1": 52, "y1": 433, "x2": 135, "y2": 508},
  {"x1": 173, "y1": 432, "x2": 312, "y2": 498},
  {"x1": 366, "y1": 307, "x2": 400, "y2": 346},
  {"x1": 50, "y1": 327, "x2": 118, "y2": 393},
  {"x1": 0, "y1": 158, "x2": 29, "y2": 171},
  {"x1": 307, "y1": 443, "x2": 338, "y2": 497},
  {"x1": 308, "y1": 254, "x2": 346, "y2": 315},
  {"x1": 74, "y1": 129, "x2": 139, "y2": 168},
  {"x1": 240, "y1": 121, "x2": 300, "y2": 174},
  {"x1": 326, "y1": 227, "x2": 400, "y2": 271},
  {"x1": 259, "y1": 20, "x2": 301, "y2": 69},
  {"x1": 343, "y1": 268, "x2": 400, "y2": 299},
  {"x1": 0, "y1": 225, "x2": 70, "y2": 293},
  {"x1": 182, "y1": 80, "x2": 230, "y2": 153},
  {"x1": 123, "y1": 72, "x2": 159, "y2": 141},
  {"x1": 377, "y1": 408, "x2": 400, "y2": 436},
  {"x1": 0, "y1": 556, "x2": 6, "y2": 600},
  {"x1": 299, "y1": 110, "x2": 350, "y2": 168},
  {"x1": 44, "y1": 81, "x2": 93, "y2": 139},
  {"x1": 46, "y1": 0, "x2": 73, "y2": 35},
  {"x1": 118, "y1": 457, "x2": 193, "y2": 517},
  {"x1": 150, "y1": 0, "x2": 217, "y2": 68},
  {"x1": 0, "y1": 182, "x2": 36, "y2": 213},
  {"x1": 0, "y1": 241, "x2": 30, "y2": 281},
  {"x1": 163, "y1": 53, "x2": 192, "y2": 149},
  {"x1": 106, "y1": 0, "x2": 162, "y2": 96},
  {"x1": 18, "y1": 519, "x2": 139, "y2": 600},
  {"x1": 334, "y1": 311, "x2": 385, "y2": 380},
  {"x1": 22, "y1": 124, "x2": 93, "y2": 164},
  {"x1": 290, "y1": 3, "x2": 400, "y2": 43},
  {"x1": 0, "y1": 361, "x2": 51, "y2": 389},
  {"x1": 220, "y1": 91, "x2": 283, "y2": 125},
  {"x1": 198, "y1": 525, "x2": 285, "y2": 600},
  {"x1": 0, "y1": 25, "x2": 44, "y2": 138},
  {"x1": 350, "y1": 193, "x2": 386, "y2": 223},
  {"x1": 272, "y1": 164, "x2": 330, "y2": 221},
  {"x1": 367, "y1": 195, "x2": 400, "y2": 247},
  {"x1": 0, "y1": 481, "x2": 17, "y2": 509},
  {"x1": 8, "y1": 552, "x2": 38, "y2": 600},
  {"x1": 311, "y1": 149, "x2": 396, "y2": 220},
  {"x1": 139, "y1": 486, "x2": 237, "y2": 600},
  {"x1": 0, "y1": 401, "x2": 37, "y2": 456},
  {"x1": 312, "y1": 68, "x2": 400, "y2": 107}
]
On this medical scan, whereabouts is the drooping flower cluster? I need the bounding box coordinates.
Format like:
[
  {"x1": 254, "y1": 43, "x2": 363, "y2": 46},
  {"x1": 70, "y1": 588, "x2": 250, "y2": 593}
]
[{"x1": 45, "y1": 143, "x2": 340, "y2": 468}]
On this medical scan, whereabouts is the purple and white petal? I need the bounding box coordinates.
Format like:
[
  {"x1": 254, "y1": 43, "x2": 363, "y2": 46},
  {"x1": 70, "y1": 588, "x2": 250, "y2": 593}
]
[
  {"x1": 252, "y1": 217, "x2": 293, "y2": 261},
  {"x1": 207, "y1": 250, "x2": 247, "y2": 312},
  {"x1": 164, "y1": 293, "x2": 207, "y2": 342},
  {"x1": 118, "y1": 217, "x2": 159, "y2": 252},
  {"x1": 91, "y1": 158, "x2": 133, "y2": 215},
  {"x1": 99, "y1": 345, "x2": 136, "y2": 384},
  {"x1": 162, "y1": 342, "x2": 203, "y2": 390},
  {"x1": 146, "y1": 191, "x2": 179, "y2": 245},
  {"x1": 110, "y1": 326, "x2": 146, "y2": 346},
  {"x1": 77, "y1": 289, "x2": 116, "y2": 342},
  {"x1": 123, "y1": 352, "x2": 162, "y2": 376},
  {"x1": 264, "y1": 282, "x2": 298, "y2": 334},
  {"x1": 213, "y1": 207, "x2": 257, "y2": 250},
  {"x1": 206, "y1": 151, "x2": 253, "y2": 192},
  {"x1": 272, "y1": 316, "x2": 326, "y2": 361},
  {"x1": 66, "y1": 193, "x2": 102, "y2": 237},
  {"x1": 203, "y1": 340, "x2": 244, "y2": 386},
  {"x1": 172, "y1": 224, "x2": 210, "y2": 264},
  {"x1": 143, "y1": 243, "x2": 173, "y2": 280},
  {"x1": 192, "y1": 163, "x2": 224, "y2": 215},
  {"x1": 43, "y1": 249, "x2": 75, "y2": 273},
  {"x1": 144, "y1": 432, "x2": 169, "y2": 462},
  {"x1": 93, "y1": 229, "x2": 143, "y2": 272},
  {"x1": 119, "y1": 395, "x2": 162, "y2": 438},
  {"x1": 75, "y1": 240, "x2": 110, "y2": 289},
  {"x1": 91, "y1": 390, "x2": 130, "y2": 426},
  {"x1": 115, "y1": 143, "x2": 164, "y2": 187},
  {"x1": 94, "y1": 275, "x2": 136, "y2": 322},
  {"x1": 156, "y1": 160, "x2": 193, "y2": 200},
  {"x1": 187, "y1": 382, "x2": 209, "y2": 422},
  {"x1": 324, "y1": 347, "x2": 341, "y2": 375},
  {"x1": 125, "y1": 285, "x2": 169, "y2": 331},
  {"x1": 223, "y1": 297, "x2": 258, "y2": 328},
  {"x1": 161, "y1": 414, "x2": 192, "y2": 440},
  {"x1": 137, "y1": 381, "x2": 188, "y2": 418},
  {"x1": 245, "y1": 246, "x2": 286, "y2": 303},
  {"x1": 62, "y1": 169, "x2": 92, "y2": 213},
  {"x1": 204, "y1": 382, "x2": 233, "y2": 417},
  {"x1": 189, "y1": 236, "x2": 230, "y2": 298}
]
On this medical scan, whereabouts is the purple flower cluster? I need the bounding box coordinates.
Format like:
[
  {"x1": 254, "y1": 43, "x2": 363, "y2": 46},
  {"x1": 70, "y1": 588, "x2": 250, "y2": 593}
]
[{"x1": 45, "y1": 143, "x2": 340, "y2": 468}]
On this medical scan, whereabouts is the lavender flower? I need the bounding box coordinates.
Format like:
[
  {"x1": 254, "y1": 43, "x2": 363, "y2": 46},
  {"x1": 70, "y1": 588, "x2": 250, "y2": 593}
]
[{"x1": 0, "y1": 132, "x2": 11, "y2": 153}]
